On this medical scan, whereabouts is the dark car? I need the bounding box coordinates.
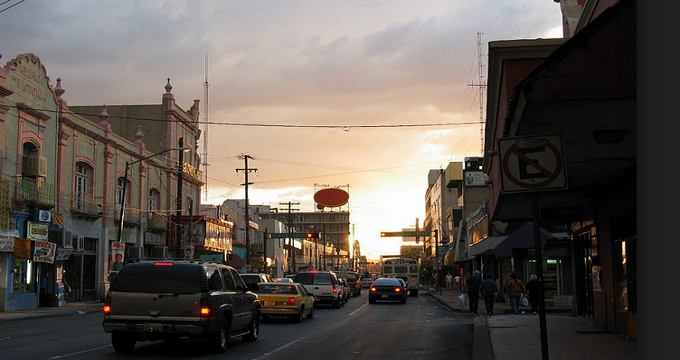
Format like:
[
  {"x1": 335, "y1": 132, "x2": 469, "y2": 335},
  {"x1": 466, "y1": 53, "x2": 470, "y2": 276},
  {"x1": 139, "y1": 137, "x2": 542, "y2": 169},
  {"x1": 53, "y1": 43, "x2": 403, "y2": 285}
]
[
  {"x1": 368, "y1": 278, "x2": 407, "y2": 304},
  {"x1": 346, "y1": 271, "x2": 362, "y2": 296},
  {"x1": 102, "y1": 260, "x2": 261, "y2": 353}
]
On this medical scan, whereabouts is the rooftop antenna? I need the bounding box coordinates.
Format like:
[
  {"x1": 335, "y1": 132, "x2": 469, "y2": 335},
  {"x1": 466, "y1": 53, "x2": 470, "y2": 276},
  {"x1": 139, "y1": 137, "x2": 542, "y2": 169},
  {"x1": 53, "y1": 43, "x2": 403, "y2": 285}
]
[
  {"x1": 468, "y1": 31, "x2": 487, "y2": 156},
  {"x1": 202, "y1": 54, "x2": 210, "y2": 203}
]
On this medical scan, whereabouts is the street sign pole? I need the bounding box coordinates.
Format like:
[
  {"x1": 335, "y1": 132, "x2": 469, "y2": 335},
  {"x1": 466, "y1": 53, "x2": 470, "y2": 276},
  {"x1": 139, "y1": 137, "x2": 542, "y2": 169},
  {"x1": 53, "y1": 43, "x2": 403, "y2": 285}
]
[{"x1": 533, "y1": 193, "x2": 549, "y2": 360}]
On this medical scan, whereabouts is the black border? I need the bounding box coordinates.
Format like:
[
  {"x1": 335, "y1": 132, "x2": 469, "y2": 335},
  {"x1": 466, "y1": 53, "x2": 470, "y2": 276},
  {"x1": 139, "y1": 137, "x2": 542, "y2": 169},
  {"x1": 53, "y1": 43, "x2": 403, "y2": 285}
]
[{"x1": 639, "y1": 1, "x2": 675, "y2": 359}]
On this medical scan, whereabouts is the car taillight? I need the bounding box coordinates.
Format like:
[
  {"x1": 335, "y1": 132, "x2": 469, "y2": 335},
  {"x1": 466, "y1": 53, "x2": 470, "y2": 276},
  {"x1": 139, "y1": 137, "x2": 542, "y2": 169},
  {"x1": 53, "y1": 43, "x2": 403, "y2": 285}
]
[
  {"x1": 370, "y1": 287, "x2": 376, "y2": 292},
  {"x1": 395, "y1": 287, "x2": 401, "y2": 292},
  {"x1": 200, "y1": 307, "x2": 211, "y2": 316},
  {"x1": 153, "y1": 262, "x2": 174, "y2": 266},
  {"x1": 288, "y1": 297, "x2": 296, "y2": 305},
  {"x1": 103, "y1": 296, "x2": 111, "y2": 314},
  {"x1": 332, "y1": 285, "x2": 338, "y2": 293},
  {"x1": 200, "y1": 298, "x2": 210, "y2": 316}
]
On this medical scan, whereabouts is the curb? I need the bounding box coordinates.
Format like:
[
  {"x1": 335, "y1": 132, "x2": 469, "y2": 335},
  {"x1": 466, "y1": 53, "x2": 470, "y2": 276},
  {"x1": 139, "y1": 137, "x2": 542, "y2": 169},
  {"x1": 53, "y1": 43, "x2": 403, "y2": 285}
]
[{"x1": 0, "y1": 303, "x2": 103, "y2": 323}]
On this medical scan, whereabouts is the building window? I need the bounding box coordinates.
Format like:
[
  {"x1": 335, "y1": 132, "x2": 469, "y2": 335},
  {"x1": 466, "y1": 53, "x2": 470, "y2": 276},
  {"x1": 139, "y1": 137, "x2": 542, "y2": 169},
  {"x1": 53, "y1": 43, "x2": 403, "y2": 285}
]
[
  {"x1": 149, "y1": 189, "x2": 160, "y2": 216},
  {"x1": 117, "y1": 177, "x2": 129, "y2": 205},
  {"x1": 12, "y1": 259, "x2": 36, "y2": 293},
  {"x1": 75, "y1": 163, "x2": 90, "y2": 211}
]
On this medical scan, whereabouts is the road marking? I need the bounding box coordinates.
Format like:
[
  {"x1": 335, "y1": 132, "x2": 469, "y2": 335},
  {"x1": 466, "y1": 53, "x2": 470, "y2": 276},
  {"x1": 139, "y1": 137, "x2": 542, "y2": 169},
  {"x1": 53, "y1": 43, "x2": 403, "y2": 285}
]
[
  {"x1": 348, "y1": 303, "x2": 368, "y2": 316},
  {"x1": 252, "y1": 337, "x2": 305, "y2": 360},
  {"x1": 49, "y1": 345, "x2": 111, "y2": 359}
]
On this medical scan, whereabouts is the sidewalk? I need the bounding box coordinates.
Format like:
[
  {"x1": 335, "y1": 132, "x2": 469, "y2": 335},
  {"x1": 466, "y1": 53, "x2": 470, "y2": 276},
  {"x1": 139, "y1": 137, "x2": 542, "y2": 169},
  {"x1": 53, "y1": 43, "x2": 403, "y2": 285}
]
[
  {"x1": 428, "y1": 288, "x2": 637, "y2": 360},
  {"x1": 0, "y1": 301, "x2": 103, "y2": 323}
]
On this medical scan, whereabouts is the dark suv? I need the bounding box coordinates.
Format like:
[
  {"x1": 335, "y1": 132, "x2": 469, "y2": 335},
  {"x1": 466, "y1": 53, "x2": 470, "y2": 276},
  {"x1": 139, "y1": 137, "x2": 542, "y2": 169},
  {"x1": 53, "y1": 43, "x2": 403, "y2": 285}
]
[{"x1": 102, "y1": 260, "x2": 261, "y2": 353}]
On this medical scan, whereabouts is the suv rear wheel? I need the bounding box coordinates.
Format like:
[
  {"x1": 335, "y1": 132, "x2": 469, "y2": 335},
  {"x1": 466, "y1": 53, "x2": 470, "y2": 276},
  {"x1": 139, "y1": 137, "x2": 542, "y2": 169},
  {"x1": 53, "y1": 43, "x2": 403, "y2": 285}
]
[
  {"x1": 209, "y1": 318, "x2": 229, "y2": 353},
  {"x1": 242, "y1": 310, "x2": 260, "y2": 341},
  {"x1": 111, "y1": 332, "x2": 136, "y2": 353}
]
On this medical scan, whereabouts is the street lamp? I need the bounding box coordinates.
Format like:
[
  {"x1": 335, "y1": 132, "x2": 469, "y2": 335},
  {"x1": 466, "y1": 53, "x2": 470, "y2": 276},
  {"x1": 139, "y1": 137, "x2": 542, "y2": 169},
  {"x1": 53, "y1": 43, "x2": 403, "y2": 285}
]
[{"x1": 116, "y1": 146, "x2": 191, "y2": 243}]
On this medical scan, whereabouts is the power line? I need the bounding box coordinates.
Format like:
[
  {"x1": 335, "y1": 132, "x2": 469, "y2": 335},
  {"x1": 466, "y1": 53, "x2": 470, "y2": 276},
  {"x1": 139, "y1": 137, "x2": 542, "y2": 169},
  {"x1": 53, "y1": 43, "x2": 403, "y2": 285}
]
[
  {"x1": 0, "y1": 0, "x2": 26, "y2": 14},
  {"x1": 3, "y1": 105, "x2": 482, "y2": 129}
]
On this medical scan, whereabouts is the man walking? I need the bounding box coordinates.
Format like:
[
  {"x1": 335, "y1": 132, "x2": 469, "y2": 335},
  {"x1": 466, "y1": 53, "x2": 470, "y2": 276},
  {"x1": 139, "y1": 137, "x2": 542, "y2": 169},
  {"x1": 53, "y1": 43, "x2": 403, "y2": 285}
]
[
  {"x1": 463, "y1": 270, "x2": 483, "y2": 315},
  {"x1": 445, "y1": 273, "x2": 453, "y2": 290},
  {"x1": 480, "y1": 273, "x2": 499, "y2": 315}
]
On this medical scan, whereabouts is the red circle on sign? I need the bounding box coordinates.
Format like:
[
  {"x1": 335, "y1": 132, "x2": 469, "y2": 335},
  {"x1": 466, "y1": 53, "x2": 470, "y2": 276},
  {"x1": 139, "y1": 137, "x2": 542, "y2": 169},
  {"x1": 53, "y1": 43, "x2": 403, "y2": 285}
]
[{"x1": 314, "y1": 188, "x2": 349, "y2": 207}]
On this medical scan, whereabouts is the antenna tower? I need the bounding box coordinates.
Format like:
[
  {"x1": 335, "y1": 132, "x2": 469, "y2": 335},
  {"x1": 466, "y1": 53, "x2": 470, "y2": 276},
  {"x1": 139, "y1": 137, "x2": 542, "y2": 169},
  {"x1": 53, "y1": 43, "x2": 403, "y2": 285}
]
[
  {"x1": 202, "y1": 54, "x2": 210, "y2": 202},
  {"x1": 468, "y1": 31, "x2": 487, "y2": 155}
]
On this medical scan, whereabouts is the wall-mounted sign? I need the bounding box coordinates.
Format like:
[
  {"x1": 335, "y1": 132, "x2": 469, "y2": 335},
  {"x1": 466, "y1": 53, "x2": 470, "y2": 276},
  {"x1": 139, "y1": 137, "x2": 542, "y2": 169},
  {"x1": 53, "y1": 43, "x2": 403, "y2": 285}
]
[
  {"x1": 27, "y1": 221, "x2": 49, "y2": 241},
  {"x1": 34, "y1": 241, "x2": 57, "y2": 263},
  {"x1": 498, "y1": 134, "x2": 568, "y2": 193}
]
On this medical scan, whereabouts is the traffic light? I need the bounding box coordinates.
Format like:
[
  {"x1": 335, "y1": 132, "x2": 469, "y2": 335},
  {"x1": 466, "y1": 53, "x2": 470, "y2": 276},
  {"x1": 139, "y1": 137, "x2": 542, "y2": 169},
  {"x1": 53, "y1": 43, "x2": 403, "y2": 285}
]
[{"x1": 305, "y1": 232, "x2": 319, "y2": 239}]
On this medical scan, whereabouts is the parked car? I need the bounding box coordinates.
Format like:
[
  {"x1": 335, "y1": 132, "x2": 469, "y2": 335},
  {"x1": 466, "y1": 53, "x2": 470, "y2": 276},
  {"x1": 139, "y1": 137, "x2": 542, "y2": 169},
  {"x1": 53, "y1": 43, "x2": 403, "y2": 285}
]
[
  {"x1": 240, "y1": 273, "x2": 272, "y2": 289},
  {"x1": 338, "y1": 278, "x2": 350, "y2": 304},
  {"x1": 368, "y1": 278, "x2": 408, "y2": 304},
  {"x1": 102, "y1": 260, "x2": 261, "y2": 353},
  {"x1": 346, "y1": 271, "x2": 362, "y2": 296},
  {"x1": 292, "y1": 270, "x2": 344, "y2": 308},
  {"x1": 255, "y1": 282, "x2": 315, "y2": 323}
]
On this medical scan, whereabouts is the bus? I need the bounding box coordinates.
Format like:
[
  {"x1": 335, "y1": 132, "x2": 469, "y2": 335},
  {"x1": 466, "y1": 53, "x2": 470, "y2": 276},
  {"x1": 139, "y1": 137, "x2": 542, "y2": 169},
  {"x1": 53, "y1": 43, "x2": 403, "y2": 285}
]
[{"x1": 380, "y1": 256, "x2": 420, "y2": 296}]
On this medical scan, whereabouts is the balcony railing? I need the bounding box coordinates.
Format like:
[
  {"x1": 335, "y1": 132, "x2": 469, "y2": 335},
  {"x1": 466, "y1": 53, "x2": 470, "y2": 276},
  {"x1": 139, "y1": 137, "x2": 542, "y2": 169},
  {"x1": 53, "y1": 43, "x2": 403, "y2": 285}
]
[
  {"x1": 15, "y1": 176, "x2": 55, "y2": 205},
  {"x1": 182, "y1": 162, "x2": 203, "y2": 183},
  {"x1": 70, "y1": 192, "x2": 103, "y2": 218}
]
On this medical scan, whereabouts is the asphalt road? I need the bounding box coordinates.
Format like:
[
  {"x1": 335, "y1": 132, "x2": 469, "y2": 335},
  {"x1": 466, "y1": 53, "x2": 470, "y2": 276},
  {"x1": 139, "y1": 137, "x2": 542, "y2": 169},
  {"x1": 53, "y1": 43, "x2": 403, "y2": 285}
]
[{"x1": 0, "y1": 293, "x2": 473, "y2": 360}]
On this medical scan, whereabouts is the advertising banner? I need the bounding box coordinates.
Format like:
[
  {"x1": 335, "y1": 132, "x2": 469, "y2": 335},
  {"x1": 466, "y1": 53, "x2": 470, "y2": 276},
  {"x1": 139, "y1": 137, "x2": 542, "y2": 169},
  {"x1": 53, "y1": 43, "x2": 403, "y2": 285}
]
[
  {"x1": 34, "y1": 240, "x2": 57, "y2": 263},
  {"x1": 110, "y1": 242, "x2": 126, "y2": 272},
  {"x1": 13, "y1": 237, "x2": 32, "y2": 261}
]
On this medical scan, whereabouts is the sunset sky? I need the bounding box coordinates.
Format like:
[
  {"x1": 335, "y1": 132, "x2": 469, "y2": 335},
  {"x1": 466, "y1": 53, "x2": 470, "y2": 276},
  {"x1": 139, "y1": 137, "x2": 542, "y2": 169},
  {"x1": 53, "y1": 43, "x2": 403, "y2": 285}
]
[{"x1": 0, "y1": 0, "x2": 564, "y2": 259}]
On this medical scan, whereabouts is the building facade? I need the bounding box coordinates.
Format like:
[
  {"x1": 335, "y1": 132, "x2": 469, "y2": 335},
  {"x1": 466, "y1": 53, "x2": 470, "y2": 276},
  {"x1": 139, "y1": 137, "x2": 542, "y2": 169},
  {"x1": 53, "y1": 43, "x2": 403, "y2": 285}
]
[{"x1": 0, "y1": 53, "x2": 203, "y2": 311}]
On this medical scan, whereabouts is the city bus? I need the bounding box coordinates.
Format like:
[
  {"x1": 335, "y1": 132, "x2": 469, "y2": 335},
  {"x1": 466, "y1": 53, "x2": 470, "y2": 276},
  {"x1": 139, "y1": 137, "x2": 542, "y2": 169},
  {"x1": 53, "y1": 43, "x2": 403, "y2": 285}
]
[{"x1": 380, "y1": 256, "x2": 420, "y2": 296}]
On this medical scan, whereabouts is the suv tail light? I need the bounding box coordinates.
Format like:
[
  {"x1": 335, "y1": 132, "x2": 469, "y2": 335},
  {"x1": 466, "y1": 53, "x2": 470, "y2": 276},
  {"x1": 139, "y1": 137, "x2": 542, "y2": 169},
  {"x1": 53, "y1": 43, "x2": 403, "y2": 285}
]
[
  {"x1": 395, "y1": 287, "x2": 402, "y2": 292},
  {"x1": 332, "y1": 285, "x2": 338, "y2": 293},
  {"x1": 200, "y1": 298, "x2": 211, "y2": 317},
  {"x1": 103, "y1": 296, "x2": 111, "y2": 314}
]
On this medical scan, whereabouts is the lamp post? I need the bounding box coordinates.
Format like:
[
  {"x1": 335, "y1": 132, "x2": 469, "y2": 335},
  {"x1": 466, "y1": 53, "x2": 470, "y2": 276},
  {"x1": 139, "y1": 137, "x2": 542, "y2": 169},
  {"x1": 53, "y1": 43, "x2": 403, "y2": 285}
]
[{"x1": 116, "y1": 146, "x2": 191, "y2": 244}]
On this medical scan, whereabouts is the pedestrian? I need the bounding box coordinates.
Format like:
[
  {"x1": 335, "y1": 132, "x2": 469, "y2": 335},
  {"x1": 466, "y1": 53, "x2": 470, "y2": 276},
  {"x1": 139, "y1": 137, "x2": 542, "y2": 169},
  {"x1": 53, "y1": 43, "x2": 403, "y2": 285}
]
[
  {"x1": 480, "y1": 273, "x2": 498, "y2": 315},
  {"x1": 445, "y1": 273, "x2": 453, "y2": 290},
  {"x1": 463, "y1": 270, "x2": 483, "y2": 315},
  {"x1": 526, "y1": 274, "x2": 540, "y2": 314},
  {"x1": 504, "y1": 273, "x2": 526, "y2": 314},
  {"x1": 454, "y1": 274, "x2": 461, "y2": 290}
]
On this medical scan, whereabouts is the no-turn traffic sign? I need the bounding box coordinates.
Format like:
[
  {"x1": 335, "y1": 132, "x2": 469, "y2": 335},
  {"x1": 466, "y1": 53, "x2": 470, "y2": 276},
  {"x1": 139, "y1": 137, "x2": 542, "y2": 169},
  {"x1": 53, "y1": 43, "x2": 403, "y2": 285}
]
[{"x1": 498, "y1": 134, "x2": 568, "y2": 193}]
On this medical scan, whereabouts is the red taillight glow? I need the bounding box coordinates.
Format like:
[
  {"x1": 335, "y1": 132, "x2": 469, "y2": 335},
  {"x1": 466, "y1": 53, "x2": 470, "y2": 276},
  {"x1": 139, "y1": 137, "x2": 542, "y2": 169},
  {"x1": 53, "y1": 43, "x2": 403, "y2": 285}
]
[
  {"x1": 309, "y1": 270, "x2": 320, "y2": 273},
  {"x1": 288, "y1": 297, "x2": 296, "y2": 305},
  {"x1": 103, "y1": 305, "x2": 111, "y2": 314},
  {"x1": 395, "y1": 288, "x2": 401, "y2": 292},
  {"x1": 153, "y1": 262, "x2": 174, "y2": 266},
  {"x1": 370, "y1": 287, "x2": 376, "y2": 292},
  {"x1": 200, "y1": 307, "x2": 211, "y2": 316},
  {"x1": 332, "y1": 285, "x2": 338, "y2": 293}
]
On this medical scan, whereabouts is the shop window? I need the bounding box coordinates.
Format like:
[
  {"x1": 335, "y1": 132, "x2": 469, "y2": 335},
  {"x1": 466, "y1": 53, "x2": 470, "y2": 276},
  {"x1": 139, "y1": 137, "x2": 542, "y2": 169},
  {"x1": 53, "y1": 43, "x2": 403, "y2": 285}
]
[
  {"x1": 12, "y1": 259, "x2": 37, "y2": 293},
  {"x1": 615, "y1": 236, "x2": 637, "y2": 313}
]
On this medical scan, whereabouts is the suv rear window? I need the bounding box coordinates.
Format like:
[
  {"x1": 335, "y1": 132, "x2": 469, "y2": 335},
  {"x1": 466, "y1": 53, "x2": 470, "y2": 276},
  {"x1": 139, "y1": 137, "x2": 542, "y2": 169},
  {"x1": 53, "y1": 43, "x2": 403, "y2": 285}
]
[
  {"x1": 293, "y1": 273, "x2": 332, "y2": 285},
  {"x1": 110, "y1": 264, "x2": 203, "y2": 293}
]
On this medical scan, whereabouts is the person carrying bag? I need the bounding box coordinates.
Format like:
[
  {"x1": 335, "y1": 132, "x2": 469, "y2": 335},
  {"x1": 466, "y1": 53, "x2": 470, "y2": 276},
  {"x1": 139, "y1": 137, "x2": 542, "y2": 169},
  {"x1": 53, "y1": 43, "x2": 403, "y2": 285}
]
[{"x1": 504, "y1": 273, "x2": 526, "y2": 314}]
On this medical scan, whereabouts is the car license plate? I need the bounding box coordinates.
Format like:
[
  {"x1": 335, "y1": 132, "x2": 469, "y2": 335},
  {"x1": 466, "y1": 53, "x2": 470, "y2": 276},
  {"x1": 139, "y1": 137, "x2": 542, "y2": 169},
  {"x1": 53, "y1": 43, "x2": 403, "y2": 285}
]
[
  {"x1": 264, "y1": 301, "x2": 276, "y2": 307},
  {"x1": 144, "y1": 323, "x2": 163, "y2": 332},
  {"x1": 382, "y1": 294, "x2": 389, "y2": 298}
]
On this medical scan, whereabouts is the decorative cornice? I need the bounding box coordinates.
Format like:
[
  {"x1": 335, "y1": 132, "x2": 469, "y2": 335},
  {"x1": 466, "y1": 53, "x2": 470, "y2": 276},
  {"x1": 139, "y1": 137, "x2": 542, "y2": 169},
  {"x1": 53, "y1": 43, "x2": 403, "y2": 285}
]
[{"x1": 16, "y1": 102, "x2": 52, "y2": 121}]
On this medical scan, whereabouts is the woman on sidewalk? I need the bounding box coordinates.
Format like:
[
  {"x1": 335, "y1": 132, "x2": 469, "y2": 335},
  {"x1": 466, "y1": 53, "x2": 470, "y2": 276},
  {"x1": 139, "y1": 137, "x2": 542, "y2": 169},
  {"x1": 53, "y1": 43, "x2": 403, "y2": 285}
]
[
  {"x1": 504, "y1": 273, "x2": 525, "y2": 314},
  {"x1": 526, "y1": 274, "x2": 540, "y2": 314}
]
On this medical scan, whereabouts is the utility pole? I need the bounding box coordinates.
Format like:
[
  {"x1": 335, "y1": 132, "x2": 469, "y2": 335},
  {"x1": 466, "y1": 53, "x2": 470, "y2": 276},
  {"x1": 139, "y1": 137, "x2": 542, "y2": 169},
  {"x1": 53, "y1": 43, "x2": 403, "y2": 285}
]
[
  {"x1": 176, "y1": 138, "x2": 184, "y2": 254},
  {"x1": 280, "y1": 201, "x2": 299, "y2": 274},
  {"x1": 237, "y1": 154, "x2": 257, "y2": 269}
]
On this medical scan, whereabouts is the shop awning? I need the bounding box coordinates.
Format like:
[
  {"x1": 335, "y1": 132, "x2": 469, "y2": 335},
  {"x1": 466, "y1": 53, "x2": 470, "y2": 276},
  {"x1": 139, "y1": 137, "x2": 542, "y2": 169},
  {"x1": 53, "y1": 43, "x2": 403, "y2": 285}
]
[
  {"x1": 469, "y1": 236, "x2": 507, "y2": 257},
  {"x1": 494, "y1": 222, "x2": 569, "y2": 258}
]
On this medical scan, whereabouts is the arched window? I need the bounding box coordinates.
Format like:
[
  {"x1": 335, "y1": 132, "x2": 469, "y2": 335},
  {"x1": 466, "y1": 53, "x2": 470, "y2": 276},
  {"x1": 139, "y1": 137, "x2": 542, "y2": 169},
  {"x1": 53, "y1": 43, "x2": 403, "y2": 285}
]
[
  {"x1": 75, "y1": 162, "x2": 93, "y2": 211},
  {"x1": 149, "y1": 188, "x2": 160, "y2": 217}
]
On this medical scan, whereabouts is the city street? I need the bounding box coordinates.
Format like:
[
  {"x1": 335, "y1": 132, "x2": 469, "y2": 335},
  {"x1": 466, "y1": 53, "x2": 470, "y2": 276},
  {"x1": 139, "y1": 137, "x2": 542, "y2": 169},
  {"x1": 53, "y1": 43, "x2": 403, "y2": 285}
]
[{"x1": 0, "y1": 294, "x2": 473, "y2": 360}]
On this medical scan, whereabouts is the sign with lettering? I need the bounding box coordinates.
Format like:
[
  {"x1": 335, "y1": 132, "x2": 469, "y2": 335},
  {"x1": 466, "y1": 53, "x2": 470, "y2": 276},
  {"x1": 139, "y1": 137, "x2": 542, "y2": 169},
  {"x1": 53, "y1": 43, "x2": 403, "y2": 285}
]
[
  {"x1": 498, "y1": 134, "x2": 568, "y2": 193},
  {"x1": 27, "y1": 221, "x2": 49, "y2": 241},
  {"x1": 34, "y1": 241, "x2": 57, "y2": 263}
]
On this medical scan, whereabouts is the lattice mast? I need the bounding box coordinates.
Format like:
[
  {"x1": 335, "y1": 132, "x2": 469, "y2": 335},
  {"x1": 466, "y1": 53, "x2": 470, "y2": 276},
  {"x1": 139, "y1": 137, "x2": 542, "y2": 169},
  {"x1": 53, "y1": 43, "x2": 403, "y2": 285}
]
[{"x1": 468, "y1": 31, "x2": 487, "y2": 155}]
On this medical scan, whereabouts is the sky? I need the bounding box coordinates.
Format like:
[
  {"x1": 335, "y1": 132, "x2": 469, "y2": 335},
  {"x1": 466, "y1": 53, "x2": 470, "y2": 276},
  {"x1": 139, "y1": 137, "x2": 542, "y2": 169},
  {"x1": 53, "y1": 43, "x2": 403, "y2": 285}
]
[{"x1": 0, "y1": 0, "x2": 564, "y2": 259}]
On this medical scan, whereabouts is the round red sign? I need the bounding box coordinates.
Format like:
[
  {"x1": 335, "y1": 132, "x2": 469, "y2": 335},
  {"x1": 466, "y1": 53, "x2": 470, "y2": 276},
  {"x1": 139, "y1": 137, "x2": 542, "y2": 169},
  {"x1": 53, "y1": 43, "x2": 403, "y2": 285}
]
[{"x1": 314, "y1": 188, "x2": 349, "y2": 207}]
